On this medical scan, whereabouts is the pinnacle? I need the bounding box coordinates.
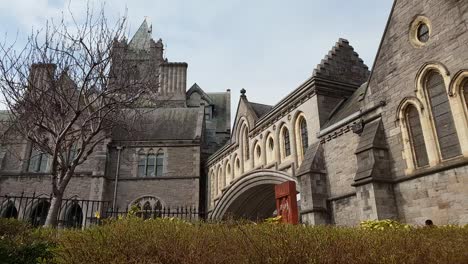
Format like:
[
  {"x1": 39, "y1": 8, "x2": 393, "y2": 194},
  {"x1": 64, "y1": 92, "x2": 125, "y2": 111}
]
[{"x1": 129, "y1": 19, "x2": 153, "y2": 51}]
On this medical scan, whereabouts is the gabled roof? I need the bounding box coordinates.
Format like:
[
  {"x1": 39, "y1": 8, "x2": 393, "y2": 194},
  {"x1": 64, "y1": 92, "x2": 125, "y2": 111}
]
[
  {"x1": 129, "y1": 19, "x2": 153, "y2": 51},
  {"x1": 186, "y1": 83, "x2": 214, "y2": 105}
]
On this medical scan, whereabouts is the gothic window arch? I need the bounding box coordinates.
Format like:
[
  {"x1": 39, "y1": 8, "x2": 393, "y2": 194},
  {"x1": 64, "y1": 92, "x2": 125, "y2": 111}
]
[
  {"x1": 242, "y1": 125, "x2": 250, "y2": 161},
  {"x1": 138, "y1": 149, "x2": 164, "y2": 177},
  {"x1": 424, "y1": 70, "x2": 461, "y2": 160},
  {"x1": 280, "y1": 126, "x2": 291, "y2": 159},
  {"x1": 225, "y1": 160, "x2": 232, "y2": 183},
  {"x1": 234, "y1": 155, "x2": 241, "y2": 177},
  {"x1": 448, "y1": 70, "x2": 468, "y2": 157},
  {"x1": 294, "y1": 113, "x2": 309, "y2": 163},
  {"x1": 156, "y1": 150, "x2": 164, "y2": 176},
  {"x1": 266, "y1": 134, "x2": 275, "y2": 164},
  {"x1": 254, "y1": 142, "x2": 262, "y2": 167},
  {"x1": 28, "y1": 146, "x2": 49, "y2": 173},
  {"x1": 209, "y1": 170, "x2": 216, "y2": 201},
  {"x1": 405, "y1": 104, "x2": 429, "y2": 168},
  {"x1": 217, "y1": 165, "x2": 224, "y2": 193},
  {"x1": 131, "y1": 196, "x2": 164, "y2": 219},
  {"x1": 397, "y1": 97, "x2": 430, "y2": 172}
]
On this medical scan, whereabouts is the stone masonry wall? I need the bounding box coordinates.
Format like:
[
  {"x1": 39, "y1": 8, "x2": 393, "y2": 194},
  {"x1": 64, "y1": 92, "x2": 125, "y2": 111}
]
[
  {"x1": 322, "y1": 128, "x2": 360, "y2": 197},
  {"x1": 394, "y1": 166, "x2": 468, "y2": 225},
  {"x1": 0, "y1": 175, "x2": 104, "y2": 200},
  {"x1": 111, "y1": 178, "x2": 199, "y2": 210},
  {"x1": 330, "y1": 195, "x2": 359, "y2": 226},
  {"x1": 367, "y1": 0, "x2": 468, "y2": 178}
]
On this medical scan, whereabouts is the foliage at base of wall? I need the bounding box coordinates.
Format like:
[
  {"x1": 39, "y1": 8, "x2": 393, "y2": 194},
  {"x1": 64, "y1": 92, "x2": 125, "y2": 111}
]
[{"x1": 1, "y1": 217, "x2": 468, "y2": 264}]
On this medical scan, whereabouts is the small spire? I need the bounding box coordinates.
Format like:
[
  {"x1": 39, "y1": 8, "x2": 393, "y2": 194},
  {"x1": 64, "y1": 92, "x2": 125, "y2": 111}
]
[
  {"x1": 128, "y1": 18, "x2": 152, "y2": 51},
  {"x1": 240, "y1": 88, "x2": 246, "y2": 98}
]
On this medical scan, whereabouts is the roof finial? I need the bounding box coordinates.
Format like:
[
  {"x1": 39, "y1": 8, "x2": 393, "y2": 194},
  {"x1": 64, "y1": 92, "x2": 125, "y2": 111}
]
[{"x1": 240, "y1": 88, "x2": 246, "y2": 98}]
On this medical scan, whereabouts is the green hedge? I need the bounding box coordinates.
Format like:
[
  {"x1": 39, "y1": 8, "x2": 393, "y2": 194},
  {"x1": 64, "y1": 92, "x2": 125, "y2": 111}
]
[
  {"x1": 0, "y1": 218, "x2": 55, "y2": 264},
  {"x1": 53, "y1": 218, "x2": 468, "y2": 264},
  {"x1": 1, "y1": 218, "x2": 467, "y2": 264}
]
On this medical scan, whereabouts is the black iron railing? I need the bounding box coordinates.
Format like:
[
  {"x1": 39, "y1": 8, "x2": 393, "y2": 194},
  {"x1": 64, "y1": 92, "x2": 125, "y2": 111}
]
[{"x1": 0, "y1": 193, "x2": 202, "y2": 228}]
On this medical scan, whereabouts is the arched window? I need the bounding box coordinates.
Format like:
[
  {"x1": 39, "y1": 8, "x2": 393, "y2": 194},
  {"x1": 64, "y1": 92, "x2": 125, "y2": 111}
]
[
  {"x1": 282, "y1": 127, "x2": 291, "y2": 157},
  {"x1": 406, "y1": 105, "x2": 429, "y2": 167},
  {"x1": 299, "y1": 117, "x2": 309, "y2": 155},
  {"x1": 28, "y1": 147, "x2": 49, "y2": 173},
  {"x1": 1, "y1": 201, "x2": 18, "y2": 219},
  {"x1": 218, "y1": 166, "x2": 224, "y2": 191},
  {"x1": 243, "y1": 126, "x2": 250, "y2": 160},
  {"x1": 224, "y1": 160, "x2": 233, "y2": 185},
  {"x1": 269, "y1": 137, "x2": 274, "y2": 151},
  {"x1": 266, "y1": 136, "x2": 275, "y2": 164},
  {"x1": 156, "y1": 152, "x2": 164, "y2": 176},
  {"x1": 234, "y1": 157, "x2": 241, "y2": 177},
  {"x1": 30, "y1": 199, "x2": 50, "y2": 227},
  {"x1": 138, "y1": 150, "x2": 164, "y2": 177},
  {"x1": 132, "y1": 196, "x2": 163, "y2": 219},
  {"x1": 210, "y1": 171, "x2": 216, "y2": 199},
  {"x1": 254, "y1": 143, "x2": 262, "y2": 167},
  {"x1": 65, "y1": 203, "x2": 83, "y2": 228},
  {"x1": 425, "y1": 72, "x2": 461, "y2": 159}
]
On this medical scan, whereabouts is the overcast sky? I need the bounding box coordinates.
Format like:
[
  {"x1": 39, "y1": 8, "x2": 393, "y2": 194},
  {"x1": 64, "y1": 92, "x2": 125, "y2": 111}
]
[{"x1": 0, "y1": 0, "x2": 393, "y2": 112}]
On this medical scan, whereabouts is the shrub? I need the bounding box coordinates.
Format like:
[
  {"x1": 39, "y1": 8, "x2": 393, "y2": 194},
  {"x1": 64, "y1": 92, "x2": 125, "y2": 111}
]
[
  {"x1": 52, "y1": 218, "x2": 468, "y2": 264},
  {"x1": 0, "y1": 218, "x2": 56, "y2": 264},
  {"x1": 360, "y1": 219, "x2": 412, "y2": 230}
]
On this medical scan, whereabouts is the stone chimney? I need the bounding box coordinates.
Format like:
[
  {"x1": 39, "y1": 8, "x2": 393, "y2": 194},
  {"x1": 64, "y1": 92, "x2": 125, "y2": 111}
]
[{"x1": 158, "y1": 62, "x2": 188, "y2": 104}]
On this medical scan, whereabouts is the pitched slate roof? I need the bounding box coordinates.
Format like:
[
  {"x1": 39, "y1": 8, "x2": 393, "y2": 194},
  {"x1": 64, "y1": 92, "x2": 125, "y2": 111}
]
[
  {"x1": 129, "y1": 19, "x2": 153, "y2": 51},
  {"x1": 113, "y1": 107, "x2": 203, "y2": 141},
  {"x1": 208, "y1": 92, "x2": 230, "y2": 132},
  {"x1": 249, "y1": 102, "x2": 273, "y2": 119},
  {"x1": 322, "y1": 82, "x2": 368, "y2": 129}
]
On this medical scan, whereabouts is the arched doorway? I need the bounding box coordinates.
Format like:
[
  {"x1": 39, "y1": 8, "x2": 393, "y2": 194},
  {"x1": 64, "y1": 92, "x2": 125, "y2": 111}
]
[
  {"x1": 210, "y1": 169, "x2": 297, "y2": 221},
  {"x1": 30, "y1": 199, "x2": 50, "y2": 227},
  {"x1": 65, "y1": 203, "x2": 83, "y2": 228},
  {"x1": 1, "y1": 201, "x2": 18, "y2": 219}
]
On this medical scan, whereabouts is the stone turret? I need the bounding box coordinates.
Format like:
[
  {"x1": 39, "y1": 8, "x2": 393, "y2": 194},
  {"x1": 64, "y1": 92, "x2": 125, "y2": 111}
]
[{"x1": 110, "y1": 19, "x2": 188, "y2": 107}]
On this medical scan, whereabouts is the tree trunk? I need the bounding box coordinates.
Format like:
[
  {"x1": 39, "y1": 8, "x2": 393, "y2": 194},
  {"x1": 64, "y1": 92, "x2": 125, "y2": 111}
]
[{"x1": 44, "y1": 192, "x2": 63, "y2": 228}]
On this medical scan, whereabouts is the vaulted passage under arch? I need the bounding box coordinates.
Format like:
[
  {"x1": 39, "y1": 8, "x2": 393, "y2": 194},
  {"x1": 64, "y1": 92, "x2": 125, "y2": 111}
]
[{"x1": 210, "y1": 170, "x2": 297, "y2": 221}]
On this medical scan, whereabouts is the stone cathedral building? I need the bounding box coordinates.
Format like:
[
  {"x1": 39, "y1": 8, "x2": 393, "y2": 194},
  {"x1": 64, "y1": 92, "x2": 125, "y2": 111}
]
[
  {"x1": 1, "y1": 0, "x2": 468, "y2": 226},
  {"x1": 207, "y1": 0, "x2": 468, "y2": 225},
  {"x1": 0, "y1": 20, "x2": 231, "y2": 222}
]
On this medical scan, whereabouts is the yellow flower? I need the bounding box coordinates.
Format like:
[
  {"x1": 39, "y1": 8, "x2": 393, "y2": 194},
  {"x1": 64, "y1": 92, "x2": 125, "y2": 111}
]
[{"x1": 94, "y1": 211, "x2": 101, "y2": 219}]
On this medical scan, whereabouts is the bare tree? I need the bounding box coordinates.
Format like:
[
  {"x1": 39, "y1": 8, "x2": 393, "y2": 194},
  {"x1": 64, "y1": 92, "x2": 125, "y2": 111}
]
[{"x1": 0, "y1": 5, "x2": 154, "y2": 227}]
